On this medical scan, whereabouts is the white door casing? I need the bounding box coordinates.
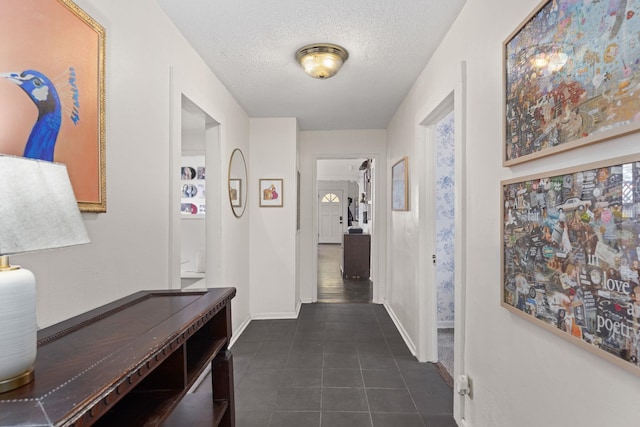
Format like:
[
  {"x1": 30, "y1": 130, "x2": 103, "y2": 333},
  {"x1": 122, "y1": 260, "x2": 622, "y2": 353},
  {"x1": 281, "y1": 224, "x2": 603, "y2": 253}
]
[{"x1": 416, "y1": 61, "x2": 467, "y2": 424}]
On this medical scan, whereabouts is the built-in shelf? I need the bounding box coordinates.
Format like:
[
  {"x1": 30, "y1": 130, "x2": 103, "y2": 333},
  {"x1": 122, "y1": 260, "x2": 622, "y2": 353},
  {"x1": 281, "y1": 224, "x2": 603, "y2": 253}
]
[
  {"x1": 181, "y1": 214, "x2": 205, "y2": 220},
  {"x1": 181, "y1": 271, "x2": 206, "y2": 278}
]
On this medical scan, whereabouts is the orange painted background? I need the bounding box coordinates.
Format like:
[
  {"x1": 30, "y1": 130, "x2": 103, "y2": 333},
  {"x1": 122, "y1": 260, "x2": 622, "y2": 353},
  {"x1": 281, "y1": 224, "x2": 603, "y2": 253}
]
[{"x1": 0, "y1": 0, "x2": 101, "y2": 204}]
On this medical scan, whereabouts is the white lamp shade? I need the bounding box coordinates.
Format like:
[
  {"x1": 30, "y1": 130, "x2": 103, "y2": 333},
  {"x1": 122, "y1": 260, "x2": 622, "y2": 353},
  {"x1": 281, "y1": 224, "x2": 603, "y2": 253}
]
[{"x1": 0, "y1": 155, "x2": 90, "y2": 255}]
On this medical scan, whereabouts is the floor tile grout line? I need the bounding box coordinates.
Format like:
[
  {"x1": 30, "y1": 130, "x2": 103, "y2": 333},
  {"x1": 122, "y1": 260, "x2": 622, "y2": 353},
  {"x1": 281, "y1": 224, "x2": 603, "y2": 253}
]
[
  {"x1": 270, "y1": 323, "x2": 294, "y2": 419},
  {"x1": 318, "y1": 315, "x2": 324, "y2": 425},
  {"x1": 357, "y1": 335, "x2": 375, "y2": 427}
]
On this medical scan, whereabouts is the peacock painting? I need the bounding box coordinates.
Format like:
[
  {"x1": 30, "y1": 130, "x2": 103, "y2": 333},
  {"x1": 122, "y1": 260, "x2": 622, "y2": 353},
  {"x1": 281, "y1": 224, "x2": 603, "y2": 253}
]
[{"x1": 1, "y1": 67, "x2": 80, "y2": 162}]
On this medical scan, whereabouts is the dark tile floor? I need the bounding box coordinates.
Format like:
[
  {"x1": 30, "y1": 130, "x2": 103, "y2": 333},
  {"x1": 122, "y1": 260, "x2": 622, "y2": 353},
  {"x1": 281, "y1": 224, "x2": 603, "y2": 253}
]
[
  {"x1": 194, "y1": 243, "x2": 455, "y2": 425},
  {"x1": 224, "y1": 303, "x2": 456, "y2": 427}
]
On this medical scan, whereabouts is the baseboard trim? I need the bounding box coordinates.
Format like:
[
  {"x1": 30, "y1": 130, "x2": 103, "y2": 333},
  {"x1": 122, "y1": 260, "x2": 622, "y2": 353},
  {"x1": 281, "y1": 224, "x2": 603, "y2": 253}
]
[
  {"x1": 434, "y1": 361, "x2": 454, "y2": 389},
  {"x1": 230, "y1": 314, "x2": 252, "y2": 348},
  {"x1": 295, "y1": 300, "x2": 302, "y2": 317},
  {"x1": 438, "y1": 320, "x2": 455, "y2": 329},
  {"x1": 383, "y1": 301, "x2": 417, "y2": 357},
  {"x1": 251, "y1": 311, "x2": 299, "y2": 320}
]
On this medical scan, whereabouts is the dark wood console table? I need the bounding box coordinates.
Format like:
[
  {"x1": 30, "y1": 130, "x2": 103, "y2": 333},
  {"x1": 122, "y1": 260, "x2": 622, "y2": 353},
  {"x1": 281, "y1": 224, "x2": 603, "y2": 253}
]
[
  {"x1": 0, "y1": 287, "x2": 236, "y2": 427},
  {"x1": 342, "y1": 233, "x2": 371, "y2": 280}
]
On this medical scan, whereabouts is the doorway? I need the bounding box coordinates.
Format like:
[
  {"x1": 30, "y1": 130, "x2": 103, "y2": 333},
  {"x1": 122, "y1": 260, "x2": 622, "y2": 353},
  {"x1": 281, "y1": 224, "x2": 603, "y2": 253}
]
[
  {"x1": 419, "y1": 96, "x2": 458, "y2": 369},
  {"x1": 179, "y1": 98, "x2": 208, "y2": 287},
  {"x1": 316, "y1": 158, "x2": 373, "y2": 303},
  {"x1": 417, "y1": 61, "x2": 467, "y2": 424},
  {"x1": 434, "y1": 110, "x2": 455, "y2": 379},
  {"x1": 169, "y1": 92, "x2": 221, "y2": 290}
]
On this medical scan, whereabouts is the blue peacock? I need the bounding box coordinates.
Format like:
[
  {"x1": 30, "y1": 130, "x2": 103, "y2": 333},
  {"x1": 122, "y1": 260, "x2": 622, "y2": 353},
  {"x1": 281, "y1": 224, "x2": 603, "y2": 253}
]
[{"x1": 1, "y1": 68, "x2": 80, "y2": 161}]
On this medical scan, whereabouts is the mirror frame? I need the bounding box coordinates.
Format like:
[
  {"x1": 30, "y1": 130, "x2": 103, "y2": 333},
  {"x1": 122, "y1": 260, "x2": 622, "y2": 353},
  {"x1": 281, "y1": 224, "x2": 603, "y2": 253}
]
[{"x1": 228, "y1": 148, "x2": 248, "y2": 218}]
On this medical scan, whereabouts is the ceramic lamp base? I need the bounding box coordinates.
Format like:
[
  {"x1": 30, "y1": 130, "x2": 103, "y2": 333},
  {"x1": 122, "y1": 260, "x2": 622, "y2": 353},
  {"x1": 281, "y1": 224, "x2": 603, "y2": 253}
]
[{"x1": 0, "y1": 266, "x2": 37, "y2": 393}]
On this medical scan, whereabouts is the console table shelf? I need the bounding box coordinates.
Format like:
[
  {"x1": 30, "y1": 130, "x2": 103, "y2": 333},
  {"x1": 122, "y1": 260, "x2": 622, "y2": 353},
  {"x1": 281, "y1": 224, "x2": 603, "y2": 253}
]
[{"x1": 0, "y1": 287, "x2": 236, "y2": 427}]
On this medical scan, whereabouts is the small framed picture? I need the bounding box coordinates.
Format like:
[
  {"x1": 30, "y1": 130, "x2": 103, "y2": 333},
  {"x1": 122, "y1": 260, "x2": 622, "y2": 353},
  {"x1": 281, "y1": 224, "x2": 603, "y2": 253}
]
[
  {"x1": 229, "y1": 178, "x2": 241, "y2": 207},
  {"x1": 259, "y1": 179, "x2": 283, "y2": 207},
  {"x1": 392, "y1": 157, "x2": 408, "y2": 211}
]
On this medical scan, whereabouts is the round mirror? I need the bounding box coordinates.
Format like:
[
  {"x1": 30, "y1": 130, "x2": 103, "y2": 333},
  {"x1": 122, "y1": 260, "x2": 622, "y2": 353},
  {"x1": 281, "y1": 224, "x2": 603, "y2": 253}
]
[{"x1": 228, "y1": 148, "x2": 247, "y2": 218}]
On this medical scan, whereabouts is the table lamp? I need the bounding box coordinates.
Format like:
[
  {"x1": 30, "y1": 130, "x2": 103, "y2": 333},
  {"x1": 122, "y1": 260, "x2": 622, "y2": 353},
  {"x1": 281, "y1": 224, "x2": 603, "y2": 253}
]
[{"x1": 0, "y1": 155, "x2": 90, "y2": 393}]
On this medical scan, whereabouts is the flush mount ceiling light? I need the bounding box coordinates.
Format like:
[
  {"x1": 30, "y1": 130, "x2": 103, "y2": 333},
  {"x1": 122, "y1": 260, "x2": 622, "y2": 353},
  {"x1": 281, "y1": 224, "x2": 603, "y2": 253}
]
[{"x1": 295, "y1": 43, "x2": 349, "y2": 79}]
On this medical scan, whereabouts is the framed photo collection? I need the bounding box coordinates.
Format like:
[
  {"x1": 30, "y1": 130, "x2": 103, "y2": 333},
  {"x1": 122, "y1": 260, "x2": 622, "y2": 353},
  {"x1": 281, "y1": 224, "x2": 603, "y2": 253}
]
[
  {"x1": 502, "y1": 1, "x2": 640, "y2": 375},
  {"x1": 180, "y1": 165, "x2": 205, "y2": 215}
]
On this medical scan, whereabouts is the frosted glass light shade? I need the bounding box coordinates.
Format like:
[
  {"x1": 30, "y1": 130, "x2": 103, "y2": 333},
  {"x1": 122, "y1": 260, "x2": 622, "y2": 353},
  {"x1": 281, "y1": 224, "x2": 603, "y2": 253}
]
[
  {"x1": 295, "y1": 43, "x2": 349, "y2": 79},
  {"x1": 0, "y1": 268, "x2": 36, "y2": 392}
]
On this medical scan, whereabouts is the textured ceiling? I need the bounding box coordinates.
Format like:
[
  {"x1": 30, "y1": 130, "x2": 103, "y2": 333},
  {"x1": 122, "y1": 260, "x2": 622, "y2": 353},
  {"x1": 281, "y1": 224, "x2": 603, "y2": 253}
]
[{"x1": 155, "y1": 0, "x2": 466, "y2": 131}]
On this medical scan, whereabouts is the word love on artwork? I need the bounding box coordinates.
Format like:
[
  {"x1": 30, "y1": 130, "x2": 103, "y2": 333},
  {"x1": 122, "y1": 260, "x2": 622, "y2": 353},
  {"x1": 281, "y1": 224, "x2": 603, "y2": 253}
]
[{"x1": 602, "y1": 278, "x2": 633, "y2": 295}]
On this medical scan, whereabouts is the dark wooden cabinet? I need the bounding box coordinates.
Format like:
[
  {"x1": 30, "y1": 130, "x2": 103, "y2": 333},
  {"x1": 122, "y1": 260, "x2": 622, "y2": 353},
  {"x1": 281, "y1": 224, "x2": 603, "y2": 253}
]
[
  {"x1": 0, "y1": 288, "x2": 236, "y2": 427},
  {"x1": 342, "y1": 233, "x2": 371, "y2": 280}
]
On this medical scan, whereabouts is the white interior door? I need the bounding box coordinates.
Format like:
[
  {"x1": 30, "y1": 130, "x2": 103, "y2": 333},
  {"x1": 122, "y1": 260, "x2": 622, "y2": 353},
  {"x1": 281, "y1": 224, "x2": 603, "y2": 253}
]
[{"x1": 318, "y1": 189, "x2": 343, "y2": 244}]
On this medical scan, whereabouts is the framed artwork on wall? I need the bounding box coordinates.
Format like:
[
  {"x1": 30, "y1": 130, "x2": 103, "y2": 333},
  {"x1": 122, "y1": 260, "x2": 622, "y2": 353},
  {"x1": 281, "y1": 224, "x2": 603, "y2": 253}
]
[
  {"x1": 180, "y1": 163, "x2": 205, "y2": 215},
  {"x1": 502, "y1": 154, "x2": 640, "y2": 374},
  {"x1": 296, "y1": 171, "x2": 301, "y2": 230},
  {"x1": 504, "y1": 0, "x2": 640, "y2": 166},
  {"x1": 229, "y1": 179, "x2": 241, "y2": 207},
  {"x1": 259, "y1": 179, "x2": 283, "y2": 207},
  {"x1": 392, "y1": 157, "x2": 408, "y2": 211},
  {"x1": 0, "y1": 0, "x2": 106, "y2": 212}
]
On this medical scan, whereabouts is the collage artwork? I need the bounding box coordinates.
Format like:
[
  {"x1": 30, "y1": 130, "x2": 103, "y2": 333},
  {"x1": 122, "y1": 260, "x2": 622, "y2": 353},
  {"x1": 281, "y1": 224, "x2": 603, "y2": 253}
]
[
  {"x1": 505, "y1": 0, "x2": 640, "y2": 162},
  {"x1": 503, "y1": 159, "x2": 640, "y2": 369}
]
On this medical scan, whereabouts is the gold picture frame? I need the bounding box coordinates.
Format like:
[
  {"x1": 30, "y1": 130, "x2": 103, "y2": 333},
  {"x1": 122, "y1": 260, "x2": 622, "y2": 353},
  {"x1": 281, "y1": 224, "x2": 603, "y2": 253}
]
[
  {"x1": 259, "y1": 179, "x2": 283, "y2": 207},
  {"x1": 392, "y1": 157, "x2": 408, "y2": 211},
  {"x1": 0, "y1": 0, "x2": 106, "y2": 212}
]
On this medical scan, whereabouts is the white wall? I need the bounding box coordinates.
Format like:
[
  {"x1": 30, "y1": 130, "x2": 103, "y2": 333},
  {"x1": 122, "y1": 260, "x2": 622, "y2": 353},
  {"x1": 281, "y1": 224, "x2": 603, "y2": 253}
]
[
  {"x1": 386, "y1": 0, "x2": 640, "y2": 425},
  {"x1": 15, "y1": 0, "x2": 251, "y2": 336},
  {"x1": 317, "y1": 159, "x2": 363, "y2": 182},
  {"x1": 298, "y1": 130, "x2": 387, "y2": 302},
  {"x1": 249, "y1": 118, "x2": 299, "y2": 318}
]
